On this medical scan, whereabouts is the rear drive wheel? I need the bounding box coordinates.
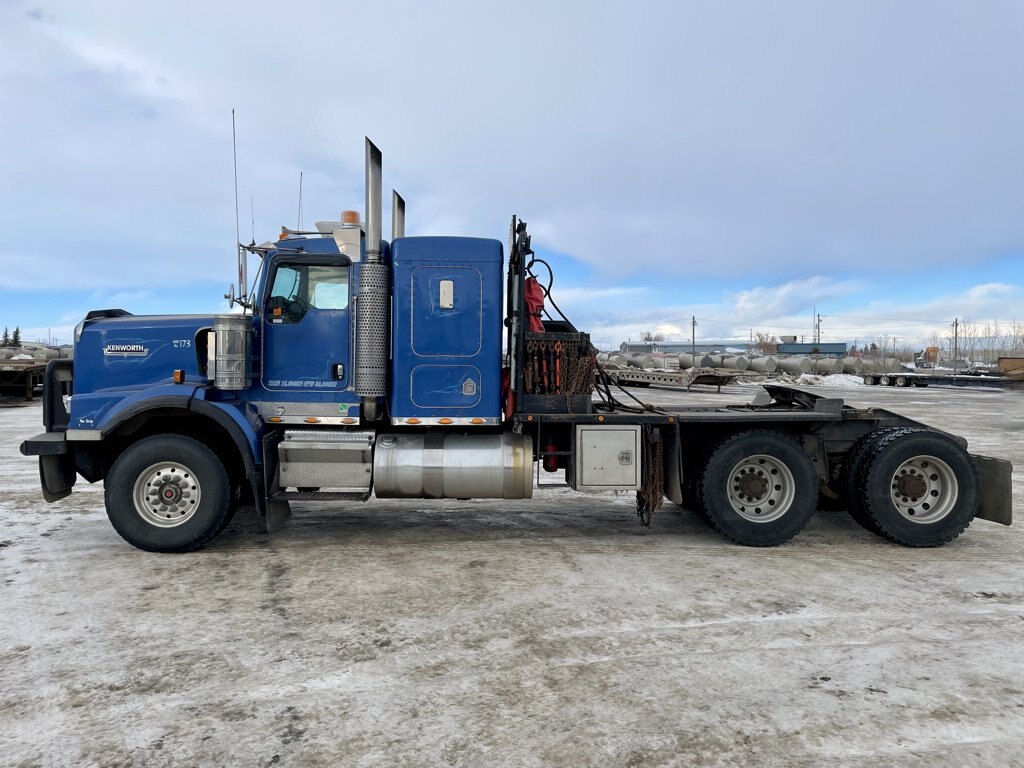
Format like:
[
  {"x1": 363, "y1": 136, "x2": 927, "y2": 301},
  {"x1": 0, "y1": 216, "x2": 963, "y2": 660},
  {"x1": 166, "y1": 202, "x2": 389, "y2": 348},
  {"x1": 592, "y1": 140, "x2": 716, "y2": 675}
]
[
  {"x1": 845, "y1": 427, "x2": 913, "y2": 536},
  {"x1": 855, "y1": 429, "x2": 978, "y2": 547},
  {"x1": 105, "y1": 435, "x2": 231, "y2": 552},
  {"x1": 700, "y1": 430, "x2": 817, "y2": 546}
]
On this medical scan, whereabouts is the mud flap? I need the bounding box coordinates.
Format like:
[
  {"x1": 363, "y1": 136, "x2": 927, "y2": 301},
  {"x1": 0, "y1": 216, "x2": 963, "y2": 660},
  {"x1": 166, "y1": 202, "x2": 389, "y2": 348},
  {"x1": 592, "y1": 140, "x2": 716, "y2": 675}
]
[
  {"x1": 40, "y1": 454, "x2": 76, "y2": 503},
  {"x1": 973, "y1": 455, "x2": 1012, "y2": 526},
  {"x1": 663, "y1": 424, "x2": 683, "y2": 506},
  {"x1": 265, "y1": 499, "x2": 292, "y2": 532}
]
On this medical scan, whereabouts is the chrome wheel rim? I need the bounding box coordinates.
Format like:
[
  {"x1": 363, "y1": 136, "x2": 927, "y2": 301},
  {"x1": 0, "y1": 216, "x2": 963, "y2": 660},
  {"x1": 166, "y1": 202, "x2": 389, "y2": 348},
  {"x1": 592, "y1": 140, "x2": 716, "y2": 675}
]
[
  {"x1": 132, "y1": 461, "x2": 202, "y2": 528},
  {"x1": 727, "y1": 454, "x2": 795, "y2": 523},
  {"x1": 889, "y1": 455, "x2": 958, "y2": 524}
]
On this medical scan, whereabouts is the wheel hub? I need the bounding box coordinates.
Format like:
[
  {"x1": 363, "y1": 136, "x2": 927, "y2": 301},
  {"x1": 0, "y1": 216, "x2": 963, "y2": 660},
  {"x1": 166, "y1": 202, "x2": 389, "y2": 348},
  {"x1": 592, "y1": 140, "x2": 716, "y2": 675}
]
[
  {"x1": 895, "y1": 473, "x2": 927, "y2": 500},
  {"x1": 158, "y1": 480, "x2": 184, "y2": 503},
  {"x1": 737, "y1": 472, "x2": 769, "y2": 500},
  {"x1": 726, "y1": 454, "x2": 795, "y2": 523},
  {"x1": 889, "y1": 455, "x2": 958, "y2": 524},
  {"x1": 132, "y1": 462, "x2": 202, "y2": 528}
]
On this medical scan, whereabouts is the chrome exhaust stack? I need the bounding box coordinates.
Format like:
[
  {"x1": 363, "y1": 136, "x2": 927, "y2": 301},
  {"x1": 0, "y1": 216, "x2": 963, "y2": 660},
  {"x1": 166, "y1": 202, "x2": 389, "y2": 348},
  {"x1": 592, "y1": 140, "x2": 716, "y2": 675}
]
[
  {"x1": 364, "y1": 139, "x2": 382, "y2": 263},
  {"x1": 354, "y1": 138, "x2": 389, "y2": 419},
  {"x1": 392, "y1": 190, "x2": 405, "y2": 240}
]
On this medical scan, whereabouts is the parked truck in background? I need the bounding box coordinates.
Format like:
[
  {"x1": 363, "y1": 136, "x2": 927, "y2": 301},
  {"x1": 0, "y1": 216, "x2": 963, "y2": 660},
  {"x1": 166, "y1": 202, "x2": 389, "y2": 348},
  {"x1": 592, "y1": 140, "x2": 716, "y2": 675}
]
[{"x1": 20, "y1": 140, "x2": 1013, "y2": 552}]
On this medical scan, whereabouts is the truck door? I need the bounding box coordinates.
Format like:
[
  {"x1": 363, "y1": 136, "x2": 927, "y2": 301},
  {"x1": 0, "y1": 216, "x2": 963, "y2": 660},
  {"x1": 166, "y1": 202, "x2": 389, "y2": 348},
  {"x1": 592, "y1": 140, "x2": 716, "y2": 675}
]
[{"x1": 261, "y1": 258, "x2": 351, "y2": 393}]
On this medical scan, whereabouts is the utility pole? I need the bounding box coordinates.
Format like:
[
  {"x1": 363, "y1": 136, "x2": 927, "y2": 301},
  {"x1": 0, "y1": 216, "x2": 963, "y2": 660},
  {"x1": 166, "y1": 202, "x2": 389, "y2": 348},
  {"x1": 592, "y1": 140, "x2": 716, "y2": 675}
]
[
  {"x1": 691, "y1": 316, "x2": 697, "y2": 355},
  {"x1": 952, "y1": 318, "x2": 959, "y2": 373},
  {"x1": 893, "y1": 337, "x2": 898, "y2": 362},
  {"x1": 816, "y1": 313, "x2": 823, "y2": 344}
]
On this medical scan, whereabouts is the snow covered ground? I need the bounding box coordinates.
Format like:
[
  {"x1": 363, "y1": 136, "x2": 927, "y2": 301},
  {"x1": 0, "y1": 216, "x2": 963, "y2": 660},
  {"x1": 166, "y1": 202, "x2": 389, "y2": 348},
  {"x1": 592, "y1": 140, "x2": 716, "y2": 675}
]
[{"x1": 2, "y1": 383, "x2": 1023, "y2": 766}]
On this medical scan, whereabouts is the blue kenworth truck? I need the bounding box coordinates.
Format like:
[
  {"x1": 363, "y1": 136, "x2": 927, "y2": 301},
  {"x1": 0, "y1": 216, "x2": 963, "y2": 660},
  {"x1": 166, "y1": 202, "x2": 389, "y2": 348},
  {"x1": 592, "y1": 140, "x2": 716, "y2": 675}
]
[{"x1": 21, "y1": 140, "x2": 1012, "y2": 552}]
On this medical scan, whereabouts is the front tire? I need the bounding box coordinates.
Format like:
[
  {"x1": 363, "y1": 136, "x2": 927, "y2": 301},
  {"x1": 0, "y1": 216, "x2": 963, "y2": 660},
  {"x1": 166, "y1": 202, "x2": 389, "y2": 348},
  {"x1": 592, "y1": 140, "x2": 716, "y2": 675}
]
[
  {"x1": 700, "y1": 430, "x2": 817, "y2": 546},
  {"x1": 105, "y1": 435, "x2": 231, "y2": 552}
]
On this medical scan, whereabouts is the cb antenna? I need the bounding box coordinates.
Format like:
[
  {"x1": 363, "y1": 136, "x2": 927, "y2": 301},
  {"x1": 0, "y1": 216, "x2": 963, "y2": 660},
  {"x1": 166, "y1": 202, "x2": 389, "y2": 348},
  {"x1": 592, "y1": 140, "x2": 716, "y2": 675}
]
[
  {"x1": 228, "y1": 109, "x2": 248, "y2": 308},
  {"x1": 297, "y1": 171, "x2": 304, "y2": 231}
]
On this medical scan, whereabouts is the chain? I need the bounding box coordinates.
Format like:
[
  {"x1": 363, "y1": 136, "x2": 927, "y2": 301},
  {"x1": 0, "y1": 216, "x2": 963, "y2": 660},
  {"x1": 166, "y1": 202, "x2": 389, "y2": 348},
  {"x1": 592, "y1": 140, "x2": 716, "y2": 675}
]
[
  {"x1": 523, "y1": 337, "x2": 595, "y2": 396},
  {"x1": 636, "y1": 425, "x2": 665, "y2": 527}
]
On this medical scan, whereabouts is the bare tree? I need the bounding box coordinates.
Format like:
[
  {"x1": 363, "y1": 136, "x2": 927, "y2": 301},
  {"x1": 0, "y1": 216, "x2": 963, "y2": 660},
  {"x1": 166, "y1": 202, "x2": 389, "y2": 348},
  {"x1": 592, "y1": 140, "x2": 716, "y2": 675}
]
[
  {"x1": 753, "y1": 332, "x2": 778, "y2": 354},
  {"x1": 1009, "y1": 320, "x2": 1024, "y2": 355},
  {"x1": 960, "y1": 320, "x2": 978, "y2": 367}
]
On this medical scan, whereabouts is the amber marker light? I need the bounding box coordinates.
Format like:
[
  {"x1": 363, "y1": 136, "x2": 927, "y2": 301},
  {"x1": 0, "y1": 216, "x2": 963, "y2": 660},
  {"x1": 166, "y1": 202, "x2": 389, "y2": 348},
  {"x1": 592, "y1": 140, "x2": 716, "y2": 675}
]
[
  {"x1": 470, "y1": 418, "x2": 484, "y2": 424},
  {"x1": 268, "y1": 417, "x2": 283, "y2": 423},
  {"x1": 172, "y1": 370, "x2": 185, "y2": 384},
  {"x1": 304, "y1": 417, "x2": 320, "y2": 424},
  {"x1": 438, "y1": 418, "x2": 453, "y2": 425},
  {"x1": 405, "y1": 418, "x2": 421, "y2": 425},
  {"x1": 342, "y1": 417, "x2": 356, "y2": 424}
]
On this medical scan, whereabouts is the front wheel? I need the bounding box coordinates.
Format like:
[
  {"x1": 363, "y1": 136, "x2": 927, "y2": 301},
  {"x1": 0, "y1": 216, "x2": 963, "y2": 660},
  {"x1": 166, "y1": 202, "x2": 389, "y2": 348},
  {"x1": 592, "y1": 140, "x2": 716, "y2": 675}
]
[
  {"x1": 105, "y1": 435, "x2": 231, "y2": 552},
  {"x1": 700, "y1": 430, "x2": 817, "y2": 546}
]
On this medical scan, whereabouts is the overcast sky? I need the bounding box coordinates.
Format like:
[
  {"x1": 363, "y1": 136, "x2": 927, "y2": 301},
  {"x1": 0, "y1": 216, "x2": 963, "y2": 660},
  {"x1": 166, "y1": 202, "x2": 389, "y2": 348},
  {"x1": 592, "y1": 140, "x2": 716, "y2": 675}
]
[{"x1": 1, "y1": 0, "x2": 1022, "y2": 350}]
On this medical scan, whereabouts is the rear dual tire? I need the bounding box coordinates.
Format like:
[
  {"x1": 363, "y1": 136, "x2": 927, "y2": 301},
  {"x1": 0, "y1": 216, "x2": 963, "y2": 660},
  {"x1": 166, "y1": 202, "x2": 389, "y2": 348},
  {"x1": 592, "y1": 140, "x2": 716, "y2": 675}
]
[{"x1": 848, "y1": 429, "x2": 977, "y2": 547}]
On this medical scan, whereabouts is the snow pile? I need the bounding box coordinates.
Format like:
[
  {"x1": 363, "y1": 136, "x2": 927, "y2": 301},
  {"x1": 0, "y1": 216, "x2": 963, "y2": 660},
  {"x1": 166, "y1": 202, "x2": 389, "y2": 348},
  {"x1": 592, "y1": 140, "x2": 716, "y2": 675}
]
[{"x1": 795, "y1": 373, "x2": 864, "y2": 387}]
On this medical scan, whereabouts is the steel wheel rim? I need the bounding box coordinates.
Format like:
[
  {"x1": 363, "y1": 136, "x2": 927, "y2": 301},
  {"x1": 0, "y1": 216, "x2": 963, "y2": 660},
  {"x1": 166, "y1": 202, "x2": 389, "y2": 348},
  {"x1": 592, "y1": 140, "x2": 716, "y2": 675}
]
[
  {"x1": 726, "y1": 454, "x2": 795, "y2": 523},
  {"x1": 889, "y1": 455, "x2": 958, "y2": 524},
  {"x1": 132, "y1": 461, "x2": 202, "y2": 528}
]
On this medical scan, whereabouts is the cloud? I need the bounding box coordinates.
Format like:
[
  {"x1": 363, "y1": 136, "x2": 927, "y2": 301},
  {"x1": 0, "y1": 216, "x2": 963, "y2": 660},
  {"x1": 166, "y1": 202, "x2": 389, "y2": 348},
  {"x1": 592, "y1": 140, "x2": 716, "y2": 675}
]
[
  {"x1": 1, "y1": 1, "x2": 1022, "y2": 342},
  {"x1": 727, "y1": 277, "x2": 863, "y2": 323},
  {"x1": 548, "y1": 286, "x2": 646, "y2": 305},
  {"x1": 568, "y1": 277, "x2": 1024, "y2": 351}
]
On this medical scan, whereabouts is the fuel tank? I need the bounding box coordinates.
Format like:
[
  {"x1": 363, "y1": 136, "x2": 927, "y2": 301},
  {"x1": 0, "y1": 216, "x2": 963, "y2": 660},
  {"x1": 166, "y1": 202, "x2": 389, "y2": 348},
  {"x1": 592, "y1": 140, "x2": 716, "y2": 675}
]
[{"x1": 373, "y1": 432, "x2": 533, "y2": 499}]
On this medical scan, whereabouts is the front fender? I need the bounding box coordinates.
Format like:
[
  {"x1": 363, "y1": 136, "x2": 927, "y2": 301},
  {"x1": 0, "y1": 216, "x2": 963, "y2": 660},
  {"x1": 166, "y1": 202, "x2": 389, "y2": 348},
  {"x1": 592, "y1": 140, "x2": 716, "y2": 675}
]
[{"x1": 71, "y1": 386, "x2": 261, "y2": 473}]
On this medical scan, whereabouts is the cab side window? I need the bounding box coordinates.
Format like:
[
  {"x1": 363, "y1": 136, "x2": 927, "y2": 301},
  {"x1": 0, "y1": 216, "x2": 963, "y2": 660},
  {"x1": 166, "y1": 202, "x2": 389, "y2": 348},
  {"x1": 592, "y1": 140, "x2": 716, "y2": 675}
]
[{"x1": 267, "y1": 263, "x2": 349, "y2": 323}]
